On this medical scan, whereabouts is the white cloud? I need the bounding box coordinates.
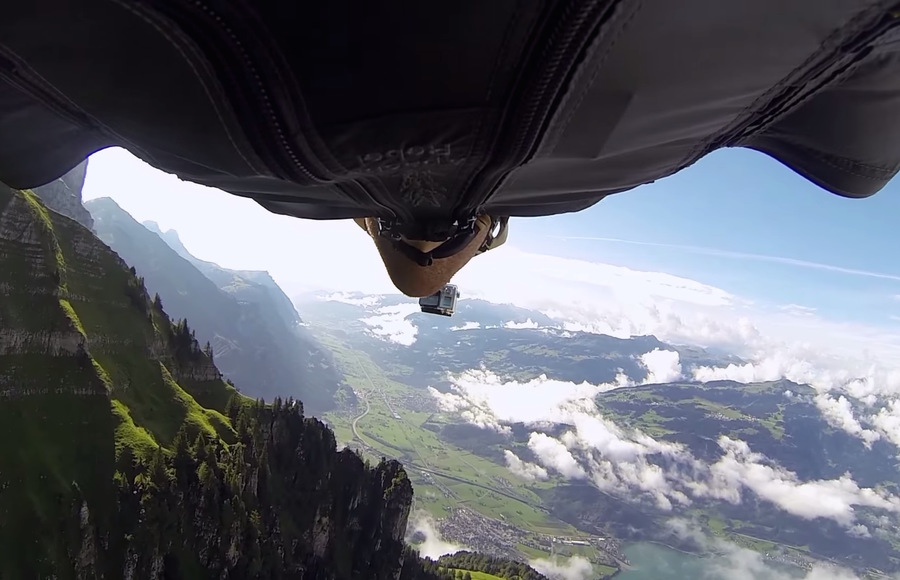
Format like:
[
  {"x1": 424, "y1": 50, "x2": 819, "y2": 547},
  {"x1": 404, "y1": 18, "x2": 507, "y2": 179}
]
[
  {"x1": 848, "y1": 524, "x2": 872, "y2": 539},
  {"x1": 503, "y1": 450, "x2": 549, "y2": 481},
  {"x1": 640, "y1": 349, "x2": 683, "y2": 384},
  {"x1": 698, "y1": 436, "x2": 900, "y2": 527},
  {"x1": 450, "y1": 321, "x2": 481, "y2": 331},
  {"x1": 779, "y1": 304, "x2": 818, "y2": 317},
  {"x1": 320, "y1": 292, "x2": 382, "y2": 307},
  {"x1": 438, "y1": 369, "x2": 617, "y2": 426},
  {"x1": 528, "y1": 433, "x2": 587, "y2": 479},
  {"x1": 529, "y1": 555, "x2": 594, "y2": 580},
  {"x1": 814, "y1": 394, "x2": 880, "y2": 448},
  {"x1": 428, "y1": 386, "x2": 511, "y2": 435},
  {"x1": 871, "y1": 399, "x2": 900, "y2": 449},
  {"x1": 504, "y1": 318, "x2": 539, "y2": 329},
  {"x1": 406, "y1": 511, "x2": 464, "y2": 559},
  {"x1": 693, "y1": 350, "x2": 900, "y2": 400},
  {"x1": 360, "y1": 303, "x2": 420, "y2": 346}
]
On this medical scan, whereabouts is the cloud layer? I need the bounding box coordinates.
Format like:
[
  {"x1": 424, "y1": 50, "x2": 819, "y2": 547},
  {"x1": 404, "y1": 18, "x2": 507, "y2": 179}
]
[
  {"x1": 406, "y1": 511, "x2": 464, "y2": 559},
  {"x1": 431, "y1": 367, "x2": 900, "y2": 531},
  {"x1": 503, "y1": 450, "x2": 549, "y2": 481},
  {"x1": 529, "y1": 555, "x2": 594, "y2": 580},
  {"x1": 359, "y1": 303, "x2": 420, "y2": 346}
]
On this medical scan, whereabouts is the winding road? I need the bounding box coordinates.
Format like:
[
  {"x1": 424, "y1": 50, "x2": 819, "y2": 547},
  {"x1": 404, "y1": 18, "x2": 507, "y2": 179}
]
[{"x1": 351, "y1": 390, "x2": 371, "y2": 441}]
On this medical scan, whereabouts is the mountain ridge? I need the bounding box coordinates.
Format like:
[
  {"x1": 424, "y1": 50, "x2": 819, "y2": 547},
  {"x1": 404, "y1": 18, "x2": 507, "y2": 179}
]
[
  {"x1": 86, "y1": 197, "x2": 341, "y2": 414},
  {"x1": 31, "y1": 160, "x2": 94, "y2": 230}
]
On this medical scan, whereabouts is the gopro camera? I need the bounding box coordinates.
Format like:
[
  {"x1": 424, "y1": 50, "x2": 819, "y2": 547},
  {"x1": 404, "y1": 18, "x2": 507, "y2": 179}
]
[{"x1": 418, "y1": 284, "x2": 460, "y2": 317}]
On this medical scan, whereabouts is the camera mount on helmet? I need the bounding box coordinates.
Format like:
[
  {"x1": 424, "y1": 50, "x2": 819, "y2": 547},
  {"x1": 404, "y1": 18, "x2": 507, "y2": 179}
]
[{"x1": 418, "y1": 283, "x2": 460, "y2": 316}]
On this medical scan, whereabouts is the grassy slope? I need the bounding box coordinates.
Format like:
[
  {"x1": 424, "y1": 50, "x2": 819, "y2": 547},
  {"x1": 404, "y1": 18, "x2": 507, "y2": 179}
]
[
  {"x1": 443, "y1": 570, "x2": 505, "y2": 580},
  {"x1": 0, "y1": 189, "x2": 243, "y2": 577},
  {"x1": 597, "y1": 383, "x2": 787, "y2": 441}
]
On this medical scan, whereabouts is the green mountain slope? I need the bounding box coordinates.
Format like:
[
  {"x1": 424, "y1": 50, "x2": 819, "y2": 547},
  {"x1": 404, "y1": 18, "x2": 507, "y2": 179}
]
[
  {"x1": 85, "y1": 197, "x2": 341, "y2": 415},
  {"x1": 31, "y1": 160, "x2": 94, "y2": 230},
  {"x1": 0, "y1": 185, "x2": 419, "y2": 578}
]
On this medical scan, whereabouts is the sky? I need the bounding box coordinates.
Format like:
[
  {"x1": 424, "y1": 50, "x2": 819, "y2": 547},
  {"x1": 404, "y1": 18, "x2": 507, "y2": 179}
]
[{"x1": 81, "y1": 146, "x2": 900, "y2": 358}]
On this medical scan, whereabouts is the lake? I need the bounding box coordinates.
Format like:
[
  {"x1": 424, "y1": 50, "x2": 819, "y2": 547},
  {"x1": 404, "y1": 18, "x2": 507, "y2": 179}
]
[
  {"x1": 617, "y1": 542, "x2": 710, "y2": 579},
  {"x1": 616, "y1": 541, "x2": 812, "y2": 580}
]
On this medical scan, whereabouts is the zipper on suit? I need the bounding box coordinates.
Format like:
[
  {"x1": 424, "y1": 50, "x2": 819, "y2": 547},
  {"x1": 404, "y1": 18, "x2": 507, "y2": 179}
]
[{"x1": 0, "y1": 46, "x2": 100, "y2": 134}]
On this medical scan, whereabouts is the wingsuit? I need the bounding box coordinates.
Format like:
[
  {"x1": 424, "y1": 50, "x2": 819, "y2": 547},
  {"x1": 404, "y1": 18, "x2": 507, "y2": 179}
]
[{"x1": 2, "y1": 1, "x2": 899, "y2": 294}]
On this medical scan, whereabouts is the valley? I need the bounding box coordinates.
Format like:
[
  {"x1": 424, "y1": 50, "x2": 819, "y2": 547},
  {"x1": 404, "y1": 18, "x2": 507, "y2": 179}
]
[
  {"x1": 317, "y1": 331, "x2": 624, "y2": 576},
  {"x1": 297, "y1": 294, "x2": 900, "y2": 580}
]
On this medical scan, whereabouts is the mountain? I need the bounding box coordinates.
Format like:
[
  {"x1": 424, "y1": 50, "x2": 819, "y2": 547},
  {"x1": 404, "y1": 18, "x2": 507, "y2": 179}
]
[
  {"x1": 0, "y1": 185, "x2": 421, "y2": 578},
  {"x1": 294, "y1": 293, "x2": 741, "y2": 390},
  {"x1": 294, "y1": 292, "x2": 900, "y2": 577},
  {"x1": 142, "y1": 220, "x2": 305, "y2": 347},
  {"x1": 86, "y1": 197, "x2": 342, "y2": 415},
  {"x1": 31, "y1": 159, "x2": 94, "y2": 230}
]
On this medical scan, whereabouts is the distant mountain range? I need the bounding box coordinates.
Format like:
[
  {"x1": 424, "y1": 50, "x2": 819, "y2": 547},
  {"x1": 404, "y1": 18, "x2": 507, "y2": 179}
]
[
  {"x1": 85, "y1": 197, "x2": 343, "y2": 415},
  {"x1": 294, "y1": 292, "x2": 743, "y2": 389}
]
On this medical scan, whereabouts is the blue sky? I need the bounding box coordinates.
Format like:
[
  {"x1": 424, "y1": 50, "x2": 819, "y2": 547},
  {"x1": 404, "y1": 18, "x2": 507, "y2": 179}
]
[{"x1": 510, "y1": 147, "x2": 900, "y2": 327}]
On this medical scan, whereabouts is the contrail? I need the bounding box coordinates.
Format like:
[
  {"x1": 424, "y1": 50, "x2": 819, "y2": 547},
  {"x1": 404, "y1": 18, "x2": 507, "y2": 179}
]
[{"x1": 551, "y1": 235, "x2": 900, "y2": 283}]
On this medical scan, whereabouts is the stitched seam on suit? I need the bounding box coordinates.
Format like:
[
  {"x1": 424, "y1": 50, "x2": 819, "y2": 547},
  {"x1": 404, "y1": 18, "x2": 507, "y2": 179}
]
[
  {"x1": 109, "y1": 0, "x2": 264, "y2": 174},
  {"x1": 764, "y1": 136, "x2": 899, "y2": 180}
]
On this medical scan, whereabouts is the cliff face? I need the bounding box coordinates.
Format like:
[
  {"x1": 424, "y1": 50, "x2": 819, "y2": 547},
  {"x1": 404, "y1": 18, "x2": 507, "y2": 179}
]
[
  {"x1": 0, "y1": 184, "x2": 416, "y2": 579},
  {"x1": 31, "y1": 160, "x2": 94, "y2": 231},
  {"x1": 88, "y1": 198, "x2": 342, "y2": 414}
]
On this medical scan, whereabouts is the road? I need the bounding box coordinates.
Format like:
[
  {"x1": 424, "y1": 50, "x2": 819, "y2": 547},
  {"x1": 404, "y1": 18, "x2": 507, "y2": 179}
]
[{"x1": 351, "y1": 390, "x2": 371, "y2": 441}]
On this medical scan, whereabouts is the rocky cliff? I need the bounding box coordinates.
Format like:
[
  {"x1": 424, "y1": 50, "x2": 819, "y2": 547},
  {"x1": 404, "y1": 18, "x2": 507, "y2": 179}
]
[
  {"x1": 0, "y1": 184, "x2": 418, "y2": 579},
  {"x1": 145, "y1": 221, "x2": 303, "y2": 327},
  {"x1": 31, "y1": 160, "x2": 94, "y2": 230}
]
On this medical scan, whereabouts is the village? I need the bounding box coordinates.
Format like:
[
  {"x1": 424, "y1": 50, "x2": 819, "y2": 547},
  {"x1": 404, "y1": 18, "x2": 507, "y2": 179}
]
[{"x1": 437, "y1": 505, "x2": 627, "y2": 570}]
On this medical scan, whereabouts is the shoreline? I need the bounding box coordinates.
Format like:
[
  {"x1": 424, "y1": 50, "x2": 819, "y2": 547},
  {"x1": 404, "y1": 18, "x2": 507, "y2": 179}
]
[{"x1": 639, "y1": 539, "x2": 703, "y2": 557}]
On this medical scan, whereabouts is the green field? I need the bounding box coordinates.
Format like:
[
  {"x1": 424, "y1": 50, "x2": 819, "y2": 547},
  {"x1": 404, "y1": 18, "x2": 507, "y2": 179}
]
[
  {"x1": 443, "y1": 569, "x2": 504, "y2": 580},
  {"x1": 596, "y1": 563, "x2": 619, "y2": 577}
]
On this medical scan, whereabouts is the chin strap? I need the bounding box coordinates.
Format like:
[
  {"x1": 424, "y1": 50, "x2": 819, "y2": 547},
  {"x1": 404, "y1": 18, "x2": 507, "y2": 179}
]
[
  {"x1": 392, "y1": 241, "x2": 436, "y2": 267},
  {"x1": 366, "y1": 214, "x2": 509, "y2": 267}
]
